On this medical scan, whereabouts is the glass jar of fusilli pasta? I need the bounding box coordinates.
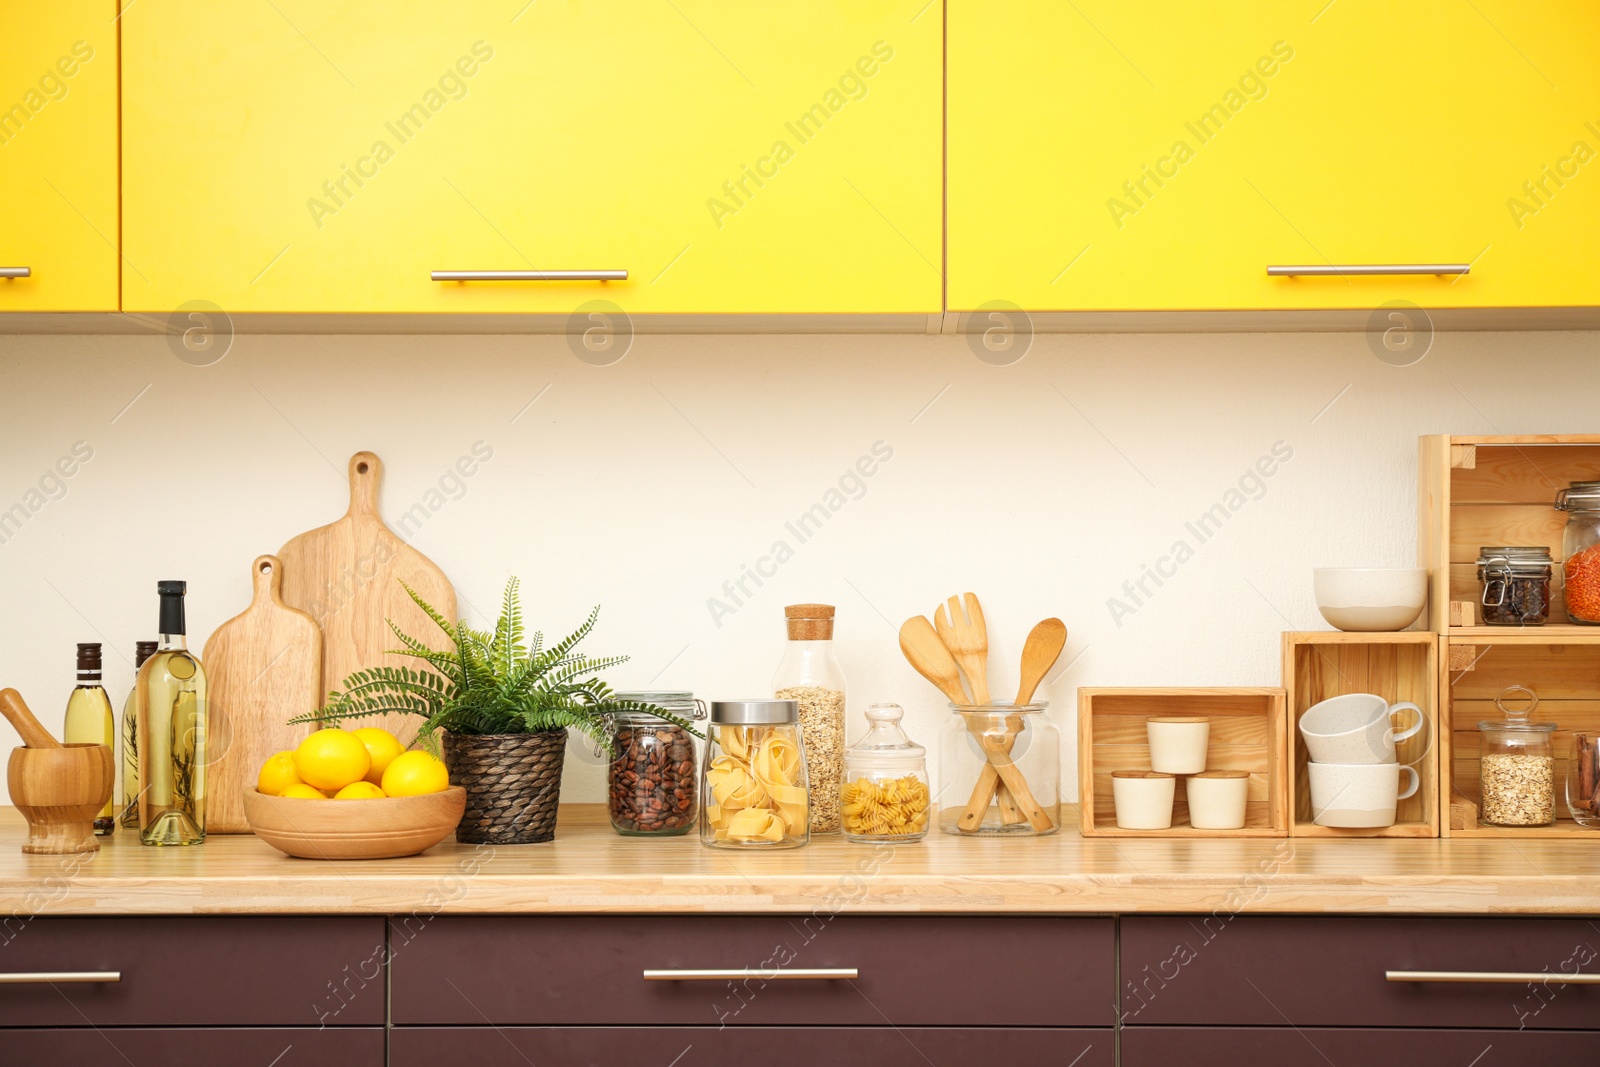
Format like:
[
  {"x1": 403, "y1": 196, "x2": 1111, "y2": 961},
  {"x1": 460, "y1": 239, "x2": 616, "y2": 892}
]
[
  {"x1": 840, "y1": 703, "x2": 930, "y2": 842},
  {"x1": 701, "y1": 700, "x2": 810, "y2": 849}
]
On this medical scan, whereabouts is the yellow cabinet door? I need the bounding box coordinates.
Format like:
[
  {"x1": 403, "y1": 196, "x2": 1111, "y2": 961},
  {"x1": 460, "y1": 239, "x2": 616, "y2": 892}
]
[
  {"x1": 950, "y1": 1, "x2": 1600, "y2": 311},
  {"x1": 0, "y1": 1, "x2": 119, "y2": 311},
  {"x1": 122, "y1": 2, "x2": 941, "y2": 315}
]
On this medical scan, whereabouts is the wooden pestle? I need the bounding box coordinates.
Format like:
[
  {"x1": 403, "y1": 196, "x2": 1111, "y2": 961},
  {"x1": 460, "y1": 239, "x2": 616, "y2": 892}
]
[{"x1": 0, "y1": 688, "x2": 63, "y2": 748}]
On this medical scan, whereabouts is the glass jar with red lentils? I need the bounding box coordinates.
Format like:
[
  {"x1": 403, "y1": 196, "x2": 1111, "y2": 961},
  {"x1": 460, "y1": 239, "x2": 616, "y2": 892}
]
[{"x1": 1556, "y1": 482, "x2": 1600, "y2": 624}]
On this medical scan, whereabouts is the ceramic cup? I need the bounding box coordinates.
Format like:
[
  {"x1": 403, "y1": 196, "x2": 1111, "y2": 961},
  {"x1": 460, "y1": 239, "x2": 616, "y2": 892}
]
[
  {"x1": 1185, "y1": 770, "x2": 1250, "y2": 830},
  {"x1": 1112, "y1": 771, "x2": 1176, "y2": 830},
  {"x1": 1146, "y1": 717, "x2": 1210, "y2": 775},
  {"x1": 1299, "y1": 693, "x2": 1424, "y2": 765},
  {"x1": 1308, "y1": 761, "x2": 1420, "y2": 828}
]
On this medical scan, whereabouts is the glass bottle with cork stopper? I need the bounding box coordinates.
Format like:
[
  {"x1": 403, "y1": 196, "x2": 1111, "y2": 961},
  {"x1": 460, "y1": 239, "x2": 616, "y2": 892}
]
[
  {"x1": 773, "y1": 604, "x2": 845, "y2": 834},
  {"x1": 842, "y1": 703, "x2": 930, "y2": 842}
]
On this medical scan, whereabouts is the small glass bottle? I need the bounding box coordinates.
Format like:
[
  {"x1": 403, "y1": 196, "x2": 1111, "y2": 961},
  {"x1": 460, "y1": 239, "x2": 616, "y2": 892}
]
[
  {"x1": 773, "y1": 604, "x2": 845, "y2": 835},
  {"x1": 119, "y1": 640, "x2": 159, "y2": 829},
  {"x1": 939, "y1": 702, "x2": 1060, "y2": 836},
  {"x1": 841, "y1": 703, "x2": 929, "y2": 842},
  {"x1": 606, "y1": 691, "x2": 706, "y2": 837},
  {"x1": 62, "y1": 643, "x2": 116, "y2": 835},
  {"x1": 1557, "y1": 481, "x2": 1600, "y2": 623},
  {"x1": 1478, "y1": 685, "x2": 1555, "y2": 827},
  {"x1": 136, "y1": 581, "x2": 209, "y2": 846},
  {"x1": 701, "y1": 699, "x2": 809, "y2": 849}
]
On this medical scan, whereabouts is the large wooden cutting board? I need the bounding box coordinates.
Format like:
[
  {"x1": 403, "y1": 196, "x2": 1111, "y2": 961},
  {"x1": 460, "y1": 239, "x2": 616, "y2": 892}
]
[
  {"x1": 201, "y1": 555, "x2": 322, "y2": 833},
  {"x1": 277, "y1": 452, "x2": 457, "y2": 747}
]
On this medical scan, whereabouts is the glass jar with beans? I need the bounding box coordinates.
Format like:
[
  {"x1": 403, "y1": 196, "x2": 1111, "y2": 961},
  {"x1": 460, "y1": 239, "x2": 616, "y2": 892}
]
[{"x1": 606, "y1": 692, "x2": 706, "y2": 837}]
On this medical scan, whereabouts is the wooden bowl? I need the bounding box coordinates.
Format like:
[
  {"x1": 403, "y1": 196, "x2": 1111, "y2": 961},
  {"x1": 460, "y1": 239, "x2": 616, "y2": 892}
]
[{"x1": 242, "y1": 786, "x2": 466, "y2": 860}]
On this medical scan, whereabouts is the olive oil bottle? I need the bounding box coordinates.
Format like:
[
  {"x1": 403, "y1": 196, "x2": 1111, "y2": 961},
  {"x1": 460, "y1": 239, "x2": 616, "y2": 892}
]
[
  {"x1": 118, "y1": 639, "x2": 159, "y2": 829},
  {"x1": 62, "y1": 643, "x2": 116, "y2": 835},
  {"x1": 136, "y1": 581, "x2": 208, "y2": 845}
]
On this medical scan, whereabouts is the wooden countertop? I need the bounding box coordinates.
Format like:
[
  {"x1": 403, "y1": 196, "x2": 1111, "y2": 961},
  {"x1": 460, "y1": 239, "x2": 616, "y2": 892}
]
[{"x1": 3, "y1": 805, "x2": 1597, "y2": 916}]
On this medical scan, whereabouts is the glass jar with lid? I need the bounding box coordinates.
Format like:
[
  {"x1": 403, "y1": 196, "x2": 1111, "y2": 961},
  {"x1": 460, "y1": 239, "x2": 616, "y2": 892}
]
[
  {"x1": 606, "y1": 691, "x2": 706, "y2": 837},
  {"x1": 841, "y1": 703, "x2": 930, "y2": 842},
  {"x1": 1556, "y1": 481, "x2": 1600, "y2": 623},
  {"x1": 938, "y1": 702, "x2": 1060, "y2": 836},
  {"x1": 701, "y1": 699, "x2": 809, "y2": 849},
  {"x1": 1477, "y1": 546, "x2": 1553, "y2": 626},
  {"x1": 773, "y1": 604, "x2": 846, "y2": 835},
  {"x1": 1478, "y1": 685, "x2": 1556, "y2": 827}
]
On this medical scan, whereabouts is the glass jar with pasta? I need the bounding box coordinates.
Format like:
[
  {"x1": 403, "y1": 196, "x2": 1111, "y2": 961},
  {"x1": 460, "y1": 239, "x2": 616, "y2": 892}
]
[
  {"x1": 701, "y1": 699, "x2": 810, "y2": 849},
  {"x1": 841, "y1": 703, "x2": 930, "y2": 842}
]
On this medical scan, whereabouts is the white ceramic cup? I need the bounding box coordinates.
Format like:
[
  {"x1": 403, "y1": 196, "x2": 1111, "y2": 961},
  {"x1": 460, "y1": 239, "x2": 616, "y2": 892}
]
[
  {"x1": 1299, "y1": 693, "x2": 1424, "y2": 765},
  {"x1": 1146, "y1": 717, "x2": 1210, "y2": 774},
  {"x1": 1113, "y1": 772, "x2": 1176, "y2": 830},
  {"x1": 1185, "y1": 771, "x2": 1250, "y2": 830},
  {"x1": 1308, "y1": 761, "x2": 1420, "y2": 828}
]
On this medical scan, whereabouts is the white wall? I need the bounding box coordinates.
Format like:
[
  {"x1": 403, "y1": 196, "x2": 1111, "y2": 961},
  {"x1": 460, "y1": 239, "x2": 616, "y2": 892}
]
[{"x1": 1, "y1": 327, "x2": 1596, "y2": 805}]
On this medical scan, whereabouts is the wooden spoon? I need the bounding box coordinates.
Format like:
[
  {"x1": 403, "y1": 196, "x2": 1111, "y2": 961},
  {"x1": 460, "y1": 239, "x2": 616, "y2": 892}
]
[
  {"x1": 959, "y1": 619, "x2": 1068, "y2": 829},
  {"x1": 898, "y1": 616, "x2": 971, "y2": 705},
  {"x1": 934, "y1": 593, "x2": 991, "y2": 704},
  {"x1": 0, "y1": 688, "x2": 62, "y2": 749}
]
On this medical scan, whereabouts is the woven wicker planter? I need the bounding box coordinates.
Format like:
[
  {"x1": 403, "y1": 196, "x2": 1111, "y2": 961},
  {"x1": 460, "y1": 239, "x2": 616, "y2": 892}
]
[{"x1": 443, "y1": 730, "x2": 566, "y2": 844}]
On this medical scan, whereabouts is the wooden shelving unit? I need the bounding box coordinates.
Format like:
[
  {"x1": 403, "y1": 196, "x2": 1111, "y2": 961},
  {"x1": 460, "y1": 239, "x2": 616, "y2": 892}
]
[
  {"x1": 1282, "y1": 632, "x2": 1441, "y2": 838},
  {"x1": 1077, "y1": 688, "x2": 1288, "y2": 838}
]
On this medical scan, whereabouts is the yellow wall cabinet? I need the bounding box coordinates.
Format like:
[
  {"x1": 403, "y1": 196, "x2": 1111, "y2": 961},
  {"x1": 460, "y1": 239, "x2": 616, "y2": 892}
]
[
  {"x1": 0, "y1": 2, "x2": 119, "y2": 311},
  {"x1": 949, "y1": 1, "x2": 1600, "y2": 311},
  {"x1": 122, "y1": 1, "x2": 942, "y2": 315}
]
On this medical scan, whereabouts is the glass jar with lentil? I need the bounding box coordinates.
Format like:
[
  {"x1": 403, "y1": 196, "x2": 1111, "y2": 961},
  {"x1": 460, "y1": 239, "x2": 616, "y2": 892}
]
[
  {"x1": 606, "y1": 692, "x2": 705, "y2": 837},
  {"x1": 1557, "y1": 482, "x2": 1600, "y2": 624}
]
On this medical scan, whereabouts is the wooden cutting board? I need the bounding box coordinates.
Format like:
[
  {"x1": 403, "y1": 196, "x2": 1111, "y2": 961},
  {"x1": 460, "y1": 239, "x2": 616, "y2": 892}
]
[
  {"x1": 277, "y1": 451, "x2": 457, "y2": 747},
  {"x1": 201, "y1": 555, "x2": 322, "y2": 833}
]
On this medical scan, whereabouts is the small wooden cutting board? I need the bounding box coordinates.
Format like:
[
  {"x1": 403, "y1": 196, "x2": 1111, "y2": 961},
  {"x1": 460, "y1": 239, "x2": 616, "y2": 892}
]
[
  {"x1": 277, "y1": 452, "x2": 457, "y2": 747},
  {"x1": 202, "y1": 555, "x2": 322, "y2": 833}
]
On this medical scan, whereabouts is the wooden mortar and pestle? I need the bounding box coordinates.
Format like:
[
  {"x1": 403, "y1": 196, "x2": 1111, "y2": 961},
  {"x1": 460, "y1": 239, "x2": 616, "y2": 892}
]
[{"x1": 2, "y1": 688, "x2": 115, "y2": 855}]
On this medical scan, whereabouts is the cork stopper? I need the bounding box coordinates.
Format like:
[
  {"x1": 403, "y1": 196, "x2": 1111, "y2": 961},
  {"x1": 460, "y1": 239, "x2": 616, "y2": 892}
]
[{"x1": 784, "y1": 603, "x2": 835, "y2": 640}]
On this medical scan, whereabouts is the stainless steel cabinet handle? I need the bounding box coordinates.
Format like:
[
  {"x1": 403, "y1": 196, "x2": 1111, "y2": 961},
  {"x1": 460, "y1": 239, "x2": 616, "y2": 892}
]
[
  {"x1": 643, "y1": 968, "x2": 858, "y2": 982},
  {"x1": 431, "y1": 270, "x2": 627, "y2": 282},
  {"x1": 0, "y1": 971, "x2": 121, "y2": 984},
  {"x1": 1267, "y1": 264, "x2": 1469, "y2": 276},
  {"x1": 0, "y1": 267, "x2": 31, "y2": 278},
  {"x1": 1387, "y1": 970, "x2": 1600, "y2": 984}
]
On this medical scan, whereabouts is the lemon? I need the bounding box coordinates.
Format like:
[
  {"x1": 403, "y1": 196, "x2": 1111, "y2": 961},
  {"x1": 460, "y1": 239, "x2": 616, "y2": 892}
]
[
  {"x1": 382, "y1": 750, "x2": 449, "y2": 796},
  {"x1": 354, "y1": 727, "x2": 406, "y2": 786},
  {"x1": 334, "y1": 780, "x2": 386, "y2": 800},
  {"x1": 257, "y1": 751, "x2": 302, "y2": 796},
  {"x1": 293, "y1": 728, "x2": 372, "y2": 791},
  {"x1": 279, "y1": 783, "x2": 329, "y2": 800}
]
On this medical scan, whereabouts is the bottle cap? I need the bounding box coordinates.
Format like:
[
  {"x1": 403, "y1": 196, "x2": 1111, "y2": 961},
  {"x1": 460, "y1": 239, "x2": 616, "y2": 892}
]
[
  {"x1": 134, "y1": 640, "x2": 159, "y2": 668},
  {"x1": 157, "y1": 580, "x2": 187, "y2": 636}
]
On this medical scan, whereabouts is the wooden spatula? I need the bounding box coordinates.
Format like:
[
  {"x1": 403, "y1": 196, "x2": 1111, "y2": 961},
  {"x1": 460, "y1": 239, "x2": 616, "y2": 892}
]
[
  {"x1": 202, "y1": 555, "x2": 323, "y2": 832},
  {"x1": 898, "y1": 616, "x2": 971, "y2": 705},
  {"x1": 934, "y1": 593, "x2": 991, "y2": 704},
  {"x1": 960, "y1": 619, "x2": 1069, "y2": 825}
]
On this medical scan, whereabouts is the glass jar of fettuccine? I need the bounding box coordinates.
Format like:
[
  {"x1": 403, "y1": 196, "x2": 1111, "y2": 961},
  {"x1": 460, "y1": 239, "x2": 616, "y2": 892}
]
[{"x1": 701, "y1": 700, "x2": 810, "y2": 849}]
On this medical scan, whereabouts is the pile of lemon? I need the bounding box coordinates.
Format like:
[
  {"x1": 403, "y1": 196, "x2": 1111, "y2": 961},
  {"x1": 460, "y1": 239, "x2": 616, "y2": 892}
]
[{"x1": 258, "y1": 727, "x2": 449, "y2": 800}]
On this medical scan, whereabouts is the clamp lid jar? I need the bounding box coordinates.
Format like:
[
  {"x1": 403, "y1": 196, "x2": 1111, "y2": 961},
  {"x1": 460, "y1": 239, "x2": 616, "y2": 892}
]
[
  {"x1": 1557, "y1": 482, "x2": 1600, "y2": 623},
  {"x1": 1477, "y1": 546, "x2": 1553, "y2": 626},
  {"x1": 605, "y1": 691, "x2": 705, "y2": 837}
]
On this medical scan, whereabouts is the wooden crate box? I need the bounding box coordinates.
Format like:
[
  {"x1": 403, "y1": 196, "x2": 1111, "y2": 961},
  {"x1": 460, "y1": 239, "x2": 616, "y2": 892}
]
[
  {"x1": 1444, "y1": 635, "x2": 1600, "y2": 839},
  {"x1": 1283, "y1": 632, "x2": 1440, "y2": 838},
  {"x1": 1419, "y1": 433, "x2": 1600, "y2": 632},
  {"x1": 1077, "y1": 688, "x2": 1287, "y2": 837}
]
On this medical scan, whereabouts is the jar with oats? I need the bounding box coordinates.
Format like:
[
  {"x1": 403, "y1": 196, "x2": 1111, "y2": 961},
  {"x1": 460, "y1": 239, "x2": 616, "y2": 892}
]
[
  {"x1": 1478, "y1": 686, "x2": 1556, "y2": 827},
  {"x1": 774, "y1": 604, "x2": 846, "y2": 834}
]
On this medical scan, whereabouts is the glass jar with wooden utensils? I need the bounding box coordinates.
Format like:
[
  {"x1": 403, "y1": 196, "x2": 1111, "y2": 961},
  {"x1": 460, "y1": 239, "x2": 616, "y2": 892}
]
[{"x1": 938, "y1": 702, "x2": 1059, "y2": 836}]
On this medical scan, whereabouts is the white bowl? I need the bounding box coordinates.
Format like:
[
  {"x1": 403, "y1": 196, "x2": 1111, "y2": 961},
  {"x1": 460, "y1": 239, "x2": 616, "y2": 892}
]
[{"x1": 1313, "y1": 568, "x2": 1427, "y2": 632}]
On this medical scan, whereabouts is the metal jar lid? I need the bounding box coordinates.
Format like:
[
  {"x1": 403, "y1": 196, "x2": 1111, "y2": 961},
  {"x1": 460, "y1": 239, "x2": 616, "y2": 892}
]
[
  {"x1": 1556, "y1": 481, "x2": 1600, "y2": 511},
  {"x1": 710, "y1": 699, "x2": 798, "y2": 725},
  {"x1": 1477, "y1": 546, "x2": 1553, "y2": 575},
  {"x1": 615, "y1": 691, "x2": 706, "y2": 718}
]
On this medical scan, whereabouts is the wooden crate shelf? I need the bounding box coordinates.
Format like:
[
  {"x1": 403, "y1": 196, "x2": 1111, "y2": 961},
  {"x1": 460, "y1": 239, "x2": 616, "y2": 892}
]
[
  {"x1": 1077, "y1": 687, "x2": 1287, "y2": 838},
  {"x1": 1444, "y1": 635, "x2": 1600, "y2": 839},
  {"x1": 1419, "y1": 433, "x2": 1600, "y2": 633},
  {"x1": 1282, "y1": 632, "x2": 1441, "y2": 838}
]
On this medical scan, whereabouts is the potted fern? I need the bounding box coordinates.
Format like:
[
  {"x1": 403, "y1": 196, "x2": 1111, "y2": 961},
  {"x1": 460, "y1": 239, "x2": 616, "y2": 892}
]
[{"x1": 295, "y1": 578, "x2": 697, "y2": 844}]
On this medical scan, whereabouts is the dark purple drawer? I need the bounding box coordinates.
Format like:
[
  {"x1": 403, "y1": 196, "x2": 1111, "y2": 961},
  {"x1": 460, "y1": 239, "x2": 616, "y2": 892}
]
[
  {"x1": 0, "y1": 917, "x2": 385, "y2": 1026},
  {"x1": 390, "y1": 915, "x2": 1114, "y2": 1027},
  {"x1": 1124, "y1": 1027, "x2": 1600, "y2": 1065},
  {"x1": 393, "y1": 1027, "x2": 1112, "y2": 1067},
  {"x1": 0, "y1": 1028, "x2": 382, "y2": 1065},
  {"x1": 1121, "y1": 916, "x2": 1600, "y2": 1029}
]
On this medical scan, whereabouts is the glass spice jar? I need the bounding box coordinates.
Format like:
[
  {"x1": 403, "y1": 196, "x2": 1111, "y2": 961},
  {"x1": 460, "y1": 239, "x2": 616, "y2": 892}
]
[
  {"x1": 938, "y1": 702, "x2": 1060, "y2": 836},
  {"x1": 841, "y1": 703, "x2": 930, "y2": 843},
  {"x1": 701, "y1": 699, "x2": 810, "y2": 849},
  {"x1": 1556, "y1": 481, "x2": 1600, "y2": 624},
  {"x1": 773, "y1": 604, "x2": 846, "y2": 835},
  {"x1": 1477, "y1": 546, "x2": 1553, "y2": 626},
  {"x1": 606, "y1": 691, "x2": 706, "y2": 837},
  {"x1": 1565, "y1": 732, "x2": 1600, "y2": 829},
  {"x1": 1478, "y1": 686, "x2": 1556, "y2": 827}
]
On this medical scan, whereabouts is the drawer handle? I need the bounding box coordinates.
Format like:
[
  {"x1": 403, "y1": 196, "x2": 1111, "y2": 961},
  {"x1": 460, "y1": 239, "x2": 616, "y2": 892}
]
[
  {"x1": 1267, "y1": 264, "x2": 1469, "y2": 277},
  {"x1": 642, "y1": 968, "x2": 858, "y2": 982},
  {"x1": 1386, "y1": 970, "x2": 1600, "y2": 985},
  {"x1": 0, "y1": 267, "x2": 31, "y2": 279},
  {"x1": 431, "y1": 270, "x2": 627, "y2": 282},
  {"x1": 0, "y1": 971, "x2": 121, "y2": 984}
]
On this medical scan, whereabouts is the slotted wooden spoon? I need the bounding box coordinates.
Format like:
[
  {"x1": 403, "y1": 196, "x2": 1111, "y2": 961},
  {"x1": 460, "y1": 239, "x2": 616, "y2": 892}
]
[{"x1": 934, "y1": 593, "x2": 991, "y2": 704}]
